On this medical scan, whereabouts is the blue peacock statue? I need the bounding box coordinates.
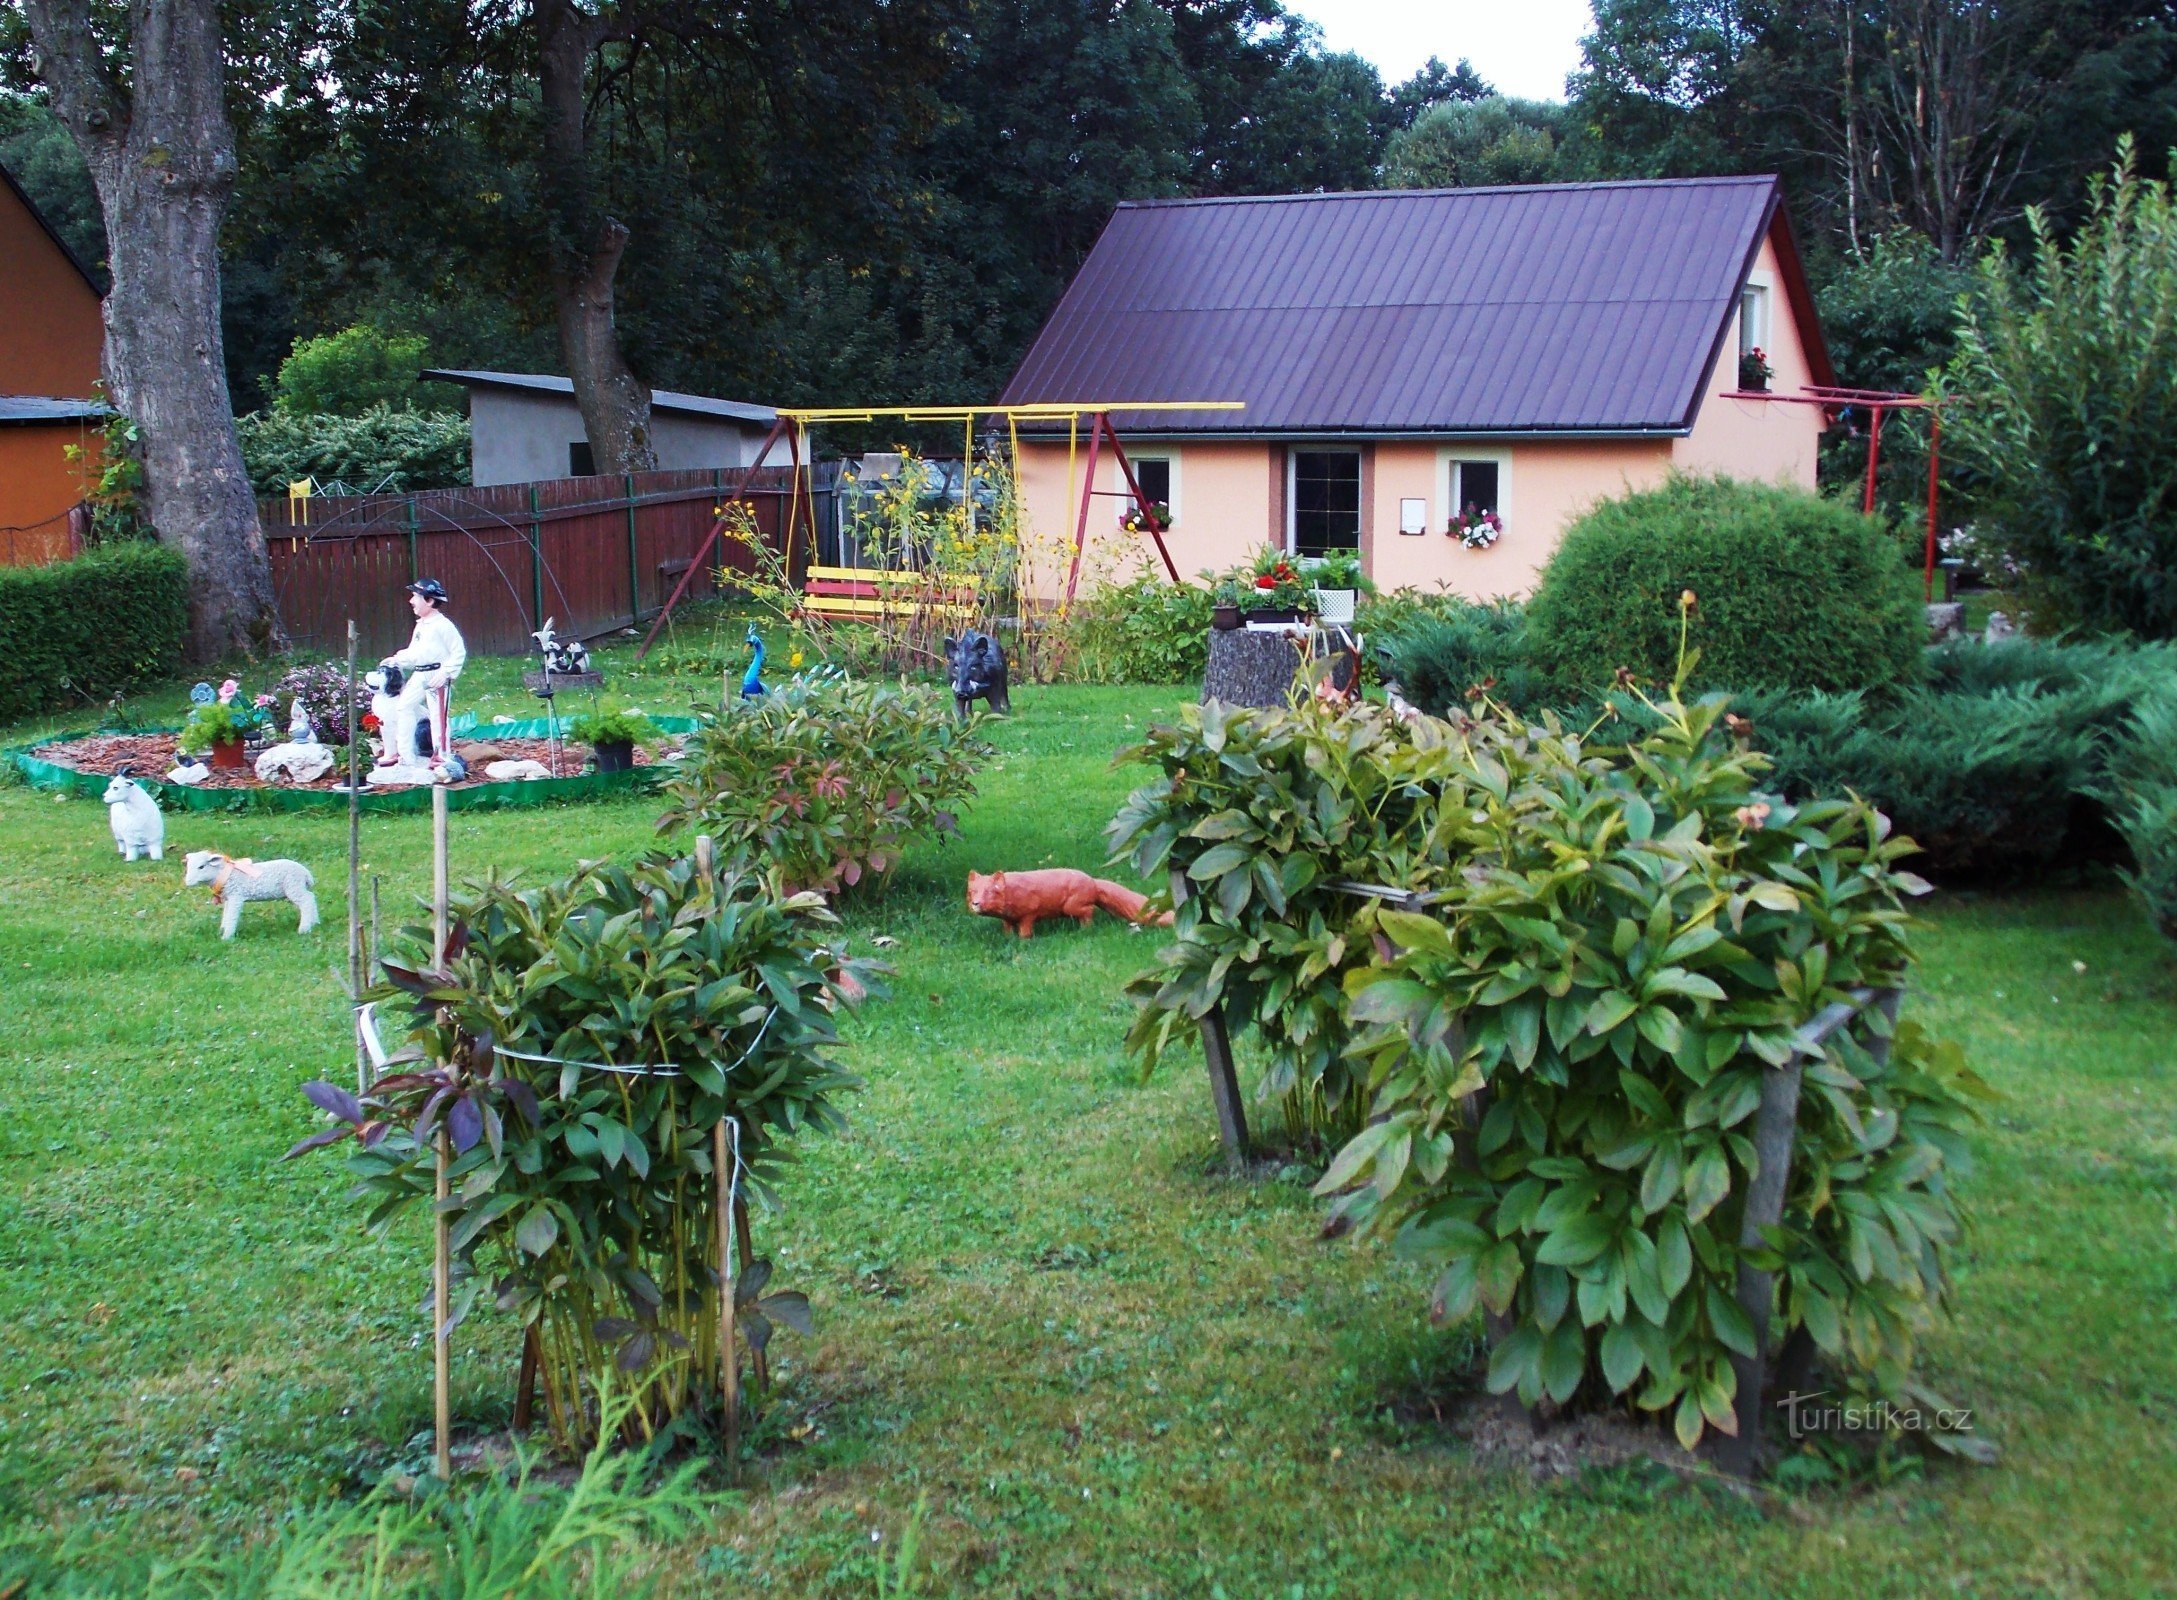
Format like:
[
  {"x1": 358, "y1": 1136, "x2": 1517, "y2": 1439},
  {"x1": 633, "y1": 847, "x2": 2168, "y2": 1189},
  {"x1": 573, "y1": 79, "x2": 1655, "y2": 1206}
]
[{"x1": 740, "y1": 626, "x2": 768, "y2": 699}]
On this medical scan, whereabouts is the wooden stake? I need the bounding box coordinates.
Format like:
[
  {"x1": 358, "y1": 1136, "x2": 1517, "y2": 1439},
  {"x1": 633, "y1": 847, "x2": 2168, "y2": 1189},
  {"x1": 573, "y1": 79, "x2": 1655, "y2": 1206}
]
[
  {"x1": 370, "y1": 875, "x2": 382, "y2": 976},
  {"x1": 513, "y1": 1325, "x2": 539, "y2": 1434},
  {"x1": 434, "y1": 1125, "x2": 452, "y2": 1479},
  {"x1": 431, "y1": 782, "x2": 449, "y2": 967},
  {"x1": 714, "y1": 1117, "x2": 739, "y2": 1472},
  {"x1": 1169, "y1": 868, "x2": 1249, "y2": 1173},
  {"x1": 348, "y1": 622, "x2": 365, "y2": 1091}
]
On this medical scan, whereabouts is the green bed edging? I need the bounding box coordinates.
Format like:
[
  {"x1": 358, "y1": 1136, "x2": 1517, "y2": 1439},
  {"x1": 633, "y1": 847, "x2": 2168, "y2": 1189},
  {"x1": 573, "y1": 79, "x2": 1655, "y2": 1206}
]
[{"x1": 8, "y1": 715, "x2": 701, "y2": 816}]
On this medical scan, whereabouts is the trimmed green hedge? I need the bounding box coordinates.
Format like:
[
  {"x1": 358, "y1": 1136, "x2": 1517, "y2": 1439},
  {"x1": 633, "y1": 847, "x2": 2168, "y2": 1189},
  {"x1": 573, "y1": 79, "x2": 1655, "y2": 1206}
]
[
  {"x1": 0, "y1": 542, "x2": 189, "y2": 724},
  {"x1": 1526, "y1": 476, "x2": 1925, "y2": 697}
]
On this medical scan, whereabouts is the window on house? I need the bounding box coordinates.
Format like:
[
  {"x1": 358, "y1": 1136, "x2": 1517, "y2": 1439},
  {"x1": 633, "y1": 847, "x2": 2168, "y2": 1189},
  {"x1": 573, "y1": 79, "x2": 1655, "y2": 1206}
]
[
  {"x1": 1451, "y1": 459, "x2": 1501, "y2": 519},
  {"x1": 1130, "y1": 456, "x2": 1170, "y2": 512},
  {"x1": 1290, "y1": 449, "x2": 1361, "y2": 556},
  {"x1": 1738, "y1": 283, "x2": 1769, "y2": 359},
  {"x1": 569, "y1": 441, "x2": 596, "y2": 477}
]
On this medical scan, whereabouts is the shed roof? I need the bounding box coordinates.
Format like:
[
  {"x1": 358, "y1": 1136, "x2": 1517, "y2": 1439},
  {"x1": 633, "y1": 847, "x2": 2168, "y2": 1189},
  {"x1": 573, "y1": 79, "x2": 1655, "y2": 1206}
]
[
  {"x1": 421, "y1": 370, "x2": 776, "y2": 426},
  {"x1": 999, "y1": 177, "x2": 1830, "y2": 436}
]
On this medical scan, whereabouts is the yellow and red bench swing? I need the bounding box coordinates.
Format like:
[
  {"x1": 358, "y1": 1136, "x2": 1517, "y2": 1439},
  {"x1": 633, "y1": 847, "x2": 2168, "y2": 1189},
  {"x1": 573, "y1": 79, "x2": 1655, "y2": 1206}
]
[{"x1": 633, "y1": 400, "x2": 1243, "y2": 660}]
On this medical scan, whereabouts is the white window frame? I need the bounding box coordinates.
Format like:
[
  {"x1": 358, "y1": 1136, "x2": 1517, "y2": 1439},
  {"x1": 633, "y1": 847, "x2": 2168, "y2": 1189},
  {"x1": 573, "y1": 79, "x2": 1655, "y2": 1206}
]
[
  {"x1": 1285, "y1": 446, "x2": 1363, "y2": 556},
  {"x1": 1437, "y1": 446, "x2": 1513, "y2": 533},
  {"x1": 1119, "y1": 449, "x2": 1179, "y2": 528}
]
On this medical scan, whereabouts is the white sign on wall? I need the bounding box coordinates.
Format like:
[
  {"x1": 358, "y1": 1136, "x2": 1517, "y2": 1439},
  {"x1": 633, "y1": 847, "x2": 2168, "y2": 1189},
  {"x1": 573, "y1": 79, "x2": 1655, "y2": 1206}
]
[{"x1": 1399, "y1": 497, "x2": 1427, "y2": 535}]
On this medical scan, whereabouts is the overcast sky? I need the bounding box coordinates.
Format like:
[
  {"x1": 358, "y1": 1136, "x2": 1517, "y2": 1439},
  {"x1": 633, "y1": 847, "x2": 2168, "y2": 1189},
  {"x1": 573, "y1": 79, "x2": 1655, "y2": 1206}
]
[{"x1": 1289, "y1": 0, "x2": 1595, "y2": 103}]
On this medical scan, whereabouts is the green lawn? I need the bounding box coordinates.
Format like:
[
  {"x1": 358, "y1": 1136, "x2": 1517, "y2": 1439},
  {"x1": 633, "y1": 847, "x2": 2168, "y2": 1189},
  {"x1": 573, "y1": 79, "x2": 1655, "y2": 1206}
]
[{"x1": 1, "y1": 676, "x2": 2172, "y2": 1596}]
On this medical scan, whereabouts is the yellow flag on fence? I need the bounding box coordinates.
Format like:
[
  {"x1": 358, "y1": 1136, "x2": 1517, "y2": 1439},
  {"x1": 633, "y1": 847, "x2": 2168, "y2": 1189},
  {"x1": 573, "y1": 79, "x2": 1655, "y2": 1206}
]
[{"x1": 287, "y1": 479, "x2": 313, "y2": 527}]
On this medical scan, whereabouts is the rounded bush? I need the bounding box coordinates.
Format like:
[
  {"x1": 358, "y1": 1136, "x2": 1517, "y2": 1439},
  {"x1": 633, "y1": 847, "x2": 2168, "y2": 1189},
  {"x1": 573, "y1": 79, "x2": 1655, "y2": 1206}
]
[{"x1": 1525, "y1": 476, "x2": 1924, "y2": 696}]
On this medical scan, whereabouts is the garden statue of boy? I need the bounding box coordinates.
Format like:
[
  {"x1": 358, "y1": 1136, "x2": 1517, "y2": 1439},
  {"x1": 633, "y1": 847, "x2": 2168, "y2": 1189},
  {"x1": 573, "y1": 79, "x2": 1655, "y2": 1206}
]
[{"x1": 368, "y1": 578, "x2": 467, "y2": 786}]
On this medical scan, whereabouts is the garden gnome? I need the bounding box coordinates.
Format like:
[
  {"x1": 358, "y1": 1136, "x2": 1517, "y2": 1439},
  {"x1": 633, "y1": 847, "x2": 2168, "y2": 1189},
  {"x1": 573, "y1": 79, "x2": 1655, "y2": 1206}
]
[{"x1": 370, "y1": 578, "x2": 466, "y2": 785}]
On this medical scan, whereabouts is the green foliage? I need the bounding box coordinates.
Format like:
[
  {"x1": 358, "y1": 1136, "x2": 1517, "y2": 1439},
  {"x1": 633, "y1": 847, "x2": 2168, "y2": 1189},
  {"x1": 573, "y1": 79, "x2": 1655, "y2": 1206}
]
[
  {"x1": 1382, "y1": 599, "x2": 1548, "y2": 715},
  {"x1": 1312, "y1": 687, "x2": 1987, "y2": 1451},
  {"x1": 236, "y1": 405, "x2": 470, "y2": 495},
  {"x1": 1526, "y1": 476, "x2": 1925, "y2": 697},
  {"x1": 1108, "y1": 693, "x2": 1445, "y2": 1145},
  {"x1": 1381, "y1": 95, "x2": 1565, "y2": 188},
  {"x1": 297, "y1": 853, "x2": 875, "y2": 1452},
  {"x1": 0, "y1": 542, "x2": 188, "y2": 724},
  {"x1": 657, "y1": 678, "x2": 989, "y2": 894},
  {"x1": 1818, "y1": 231, "x2": 1975, "y2": 397},
  {"x1": 1069, "y1": 575, "x2": 1213, "y2": 685},
  {"x1": 271, "y1": 660, "x2": 368, "y2": 746},
  {"x1": 176, "y1": 697, "x2": 264, "y2": 755},
  {"x1": 1304, "y1": 548, "x2": 1369, "y2": 592},
  {"x1": 273, "y1": 325, "x2": 460, "y2": 416},
  {"x1": 565, "y1": 706, "x2": 658, "y2": 747},
  {"x1": 4, "y1": 1394, "x2": 710, "y2": 1597},
  {"x1": 1943, "y1": 143, "x2": 2177, "y2": 636}
]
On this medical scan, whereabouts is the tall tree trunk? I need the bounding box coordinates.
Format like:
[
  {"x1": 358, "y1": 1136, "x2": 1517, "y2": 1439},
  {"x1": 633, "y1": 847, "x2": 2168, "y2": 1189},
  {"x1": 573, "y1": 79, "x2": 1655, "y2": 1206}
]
[
  {"x1": 20, "y1": 0, "x2": 283, "y2": 659},
  {"x1": 536, "y1": 0, "x2": 656, "y2": 475}
]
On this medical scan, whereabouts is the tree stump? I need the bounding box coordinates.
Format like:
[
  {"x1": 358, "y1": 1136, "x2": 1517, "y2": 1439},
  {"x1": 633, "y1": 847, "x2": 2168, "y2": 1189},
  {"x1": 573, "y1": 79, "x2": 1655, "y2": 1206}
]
[{"x1": 1202, "y1": 627, "x2": 1302, "y2": 708}]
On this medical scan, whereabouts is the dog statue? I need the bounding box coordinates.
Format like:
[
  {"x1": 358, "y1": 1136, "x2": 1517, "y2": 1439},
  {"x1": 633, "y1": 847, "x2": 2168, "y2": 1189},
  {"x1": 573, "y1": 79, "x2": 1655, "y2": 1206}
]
[
  {"x1": 532, "y1": 617, "x2": 591, "y2": 677},
  {"x1": 364, "y1": 663, "x2": 439, "y2": 786},
  {"x1": 965, "y1": 868, "x2": 1170, "y2": 938},
  {"x1": 102, "y1": 769, "x2": 164, "y2": 861},
  {"x1": 182, "y1": 850, "x2": 318, "y2": 940},
  {"x1": 944, "y1": 629, "x2": 1011, "y2": 719}
]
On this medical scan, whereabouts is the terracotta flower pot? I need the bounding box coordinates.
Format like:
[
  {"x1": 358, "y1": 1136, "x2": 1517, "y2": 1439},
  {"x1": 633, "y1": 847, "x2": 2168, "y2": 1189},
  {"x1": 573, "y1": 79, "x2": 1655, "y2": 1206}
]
[{"x1": 210, "y1": 735, "x2": 247, "y2": 770}]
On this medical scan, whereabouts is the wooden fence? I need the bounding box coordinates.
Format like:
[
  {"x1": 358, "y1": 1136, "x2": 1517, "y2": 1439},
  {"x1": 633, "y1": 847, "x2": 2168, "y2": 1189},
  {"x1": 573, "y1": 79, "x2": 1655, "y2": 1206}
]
[{"x1": 261, "y1": 468, "x2": 824, "y2": 658}]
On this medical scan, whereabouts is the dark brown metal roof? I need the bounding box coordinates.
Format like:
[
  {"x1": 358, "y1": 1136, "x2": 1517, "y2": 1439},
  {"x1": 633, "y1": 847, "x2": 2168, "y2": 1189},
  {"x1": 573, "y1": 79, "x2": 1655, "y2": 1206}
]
[{"x1": 1000, "y1": 177, "x2": 1823, "y2": 435}]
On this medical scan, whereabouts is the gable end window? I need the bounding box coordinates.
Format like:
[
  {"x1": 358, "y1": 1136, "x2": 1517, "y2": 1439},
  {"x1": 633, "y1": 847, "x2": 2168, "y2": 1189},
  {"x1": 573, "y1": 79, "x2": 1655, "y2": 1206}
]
[{"x1": 1289, "y1": 449, "x2": 1360, "y2": 556}]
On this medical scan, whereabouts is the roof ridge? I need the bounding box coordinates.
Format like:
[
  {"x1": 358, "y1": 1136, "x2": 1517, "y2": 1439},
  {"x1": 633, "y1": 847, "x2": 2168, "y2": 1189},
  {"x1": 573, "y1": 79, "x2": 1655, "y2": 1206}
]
[{"x1": 1116, "y1": 175, "x2": 1777, "y2": 210}]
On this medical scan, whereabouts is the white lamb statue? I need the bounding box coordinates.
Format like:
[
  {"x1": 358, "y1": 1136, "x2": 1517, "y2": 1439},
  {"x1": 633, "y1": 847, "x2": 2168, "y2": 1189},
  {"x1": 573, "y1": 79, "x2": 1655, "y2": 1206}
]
[
  {"x1": 256, "y1": 696, "x2": 337, "y2": 785},
  {"x1": 182, "y1": 850, "x2": 318, "y2": 940},
  {"x1": 102, "y1": 771, "x2": 164, "y2": 861}
]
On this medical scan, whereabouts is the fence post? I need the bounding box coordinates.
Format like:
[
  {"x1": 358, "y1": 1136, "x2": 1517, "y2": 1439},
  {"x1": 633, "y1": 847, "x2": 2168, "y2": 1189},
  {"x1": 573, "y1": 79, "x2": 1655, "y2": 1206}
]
[
  {"x1": 1719, "y1": 985, "x2": 1902, "y2": 1478},
  {"x1": 528, "y1": 482, "x2": 544, "y2": 630},
  {"x1": 404, "y1": 495, "x2": 419, "y2": 584},
  {"x1": 624, "y1": 473, "x2": 641, "y2": 628},
  {"x1": 1168, "y1": 868, "x2": 1249, "y2": 1173}
]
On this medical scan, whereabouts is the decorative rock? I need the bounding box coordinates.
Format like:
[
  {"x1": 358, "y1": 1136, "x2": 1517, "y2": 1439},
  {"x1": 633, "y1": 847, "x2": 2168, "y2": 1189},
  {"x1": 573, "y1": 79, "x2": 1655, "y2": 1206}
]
[
  {"x1": 1984, "y1": 610, "x2": 2016, "y2": 643},
  {"x1": 485, "y1": 759, "x2": 553, "y2": 782},
  {"x1": 1926, "y1": 601, "x2": 1965, "y2": 641}
]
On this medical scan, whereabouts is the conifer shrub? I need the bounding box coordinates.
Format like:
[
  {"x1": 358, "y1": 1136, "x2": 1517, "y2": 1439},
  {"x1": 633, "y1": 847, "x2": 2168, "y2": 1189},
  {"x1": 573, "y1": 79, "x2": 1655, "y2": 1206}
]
[
  {"x1": 1525, "y1": 477, "x2": 1924, "y2": 697},
  {"x1": 0, "y1": 541, "x2": 188, "y2": 725}
]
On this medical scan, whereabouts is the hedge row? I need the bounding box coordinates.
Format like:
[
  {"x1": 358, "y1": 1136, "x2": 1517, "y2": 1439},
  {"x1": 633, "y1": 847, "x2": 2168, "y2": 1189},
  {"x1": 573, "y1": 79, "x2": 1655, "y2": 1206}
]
[{"x1": 0, "y1": 541, "x2": 189, "y2": 725}]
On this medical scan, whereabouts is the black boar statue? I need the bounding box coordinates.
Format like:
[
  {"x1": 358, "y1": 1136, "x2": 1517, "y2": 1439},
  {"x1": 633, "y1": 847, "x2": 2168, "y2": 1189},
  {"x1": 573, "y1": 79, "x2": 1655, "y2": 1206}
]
[{"x1": 944, "y1": 628, "x2": 1011, "y2": 719}]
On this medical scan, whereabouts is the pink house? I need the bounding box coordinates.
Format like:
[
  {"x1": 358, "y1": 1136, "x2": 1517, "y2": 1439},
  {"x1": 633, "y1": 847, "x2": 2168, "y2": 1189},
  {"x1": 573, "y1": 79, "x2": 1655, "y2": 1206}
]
[{"x1": 999, "y1": 176, "x2": 1833, "y2": 598}]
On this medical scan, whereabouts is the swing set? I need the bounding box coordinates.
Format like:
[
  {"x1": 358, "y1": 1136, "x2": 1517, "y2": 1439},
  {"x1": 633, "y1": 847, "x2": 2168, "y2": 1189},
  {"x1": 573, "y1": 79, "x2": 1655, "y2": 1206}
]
[{"x1": 634, "y1": 400, "x2": 1243, "y2": 661}]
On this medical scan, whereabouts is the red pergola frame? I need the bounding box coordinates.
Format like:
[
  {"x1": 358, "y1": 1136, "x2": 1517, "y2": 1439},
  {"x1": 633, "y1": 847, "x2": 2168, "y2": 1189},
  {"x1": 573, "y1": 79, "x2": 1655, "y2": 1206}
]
[{"x1": 1720, "y1": 384, "x2": 1949, "y2": 600}]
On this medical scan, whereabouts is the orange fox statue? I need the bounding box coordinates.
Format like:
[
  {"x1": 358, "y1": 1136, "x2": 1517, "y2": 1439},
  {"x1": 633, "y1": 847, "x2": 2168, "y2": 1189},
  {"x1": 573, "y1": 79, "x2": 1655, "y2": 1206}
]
[{"x1": 965, "y1": 868, "x2": 1173, "y2": 938}]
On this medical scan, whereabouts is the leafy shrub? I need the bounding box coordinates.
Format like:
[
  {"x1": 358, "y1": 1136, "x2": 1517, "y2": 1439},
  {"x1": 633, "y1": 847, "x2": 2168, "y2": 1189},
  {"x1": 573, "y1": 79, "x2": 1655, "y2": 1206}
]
[
  {"x1": 657, "y1": 677, "x2": 989, "y2": 893},
  {"x1": 1109, "y1": 693, "x2": 1446, "y2": 1145},
  {"x1": 1314, "y1": 689, "x2": 1988, "y2": 1453},
  {"x1": 0, "y1": 541, "x2": 187, "y2": 725},
  {"x1": 272, "y1": 660, "x2": 370, "y2": 746},
  {"x1": 274, "y1": 324, "x2": 463, "y2": 416},
  {"x1": 1942, "y1": 142, "x2": 2177, "y2": 637},
  {"x1": 1382, "y1": 599, "x2": 1550, "y2": 715},
  {"x1": 294, "y1": 853, "x2": 876, "y2": 1452},
  {"x1": 566, "y1": 705, "x2": 658, "y2": 746},
  {"x1": 176, "y1": 696, "x2": 265, "y2": 755},
  {"x1": 1068, "y1": 574, "x2": 1213, "y2": 684},
  {"x1": 1525, "y1": 476, "x2": 1925, "y2": 697},
  {"x1": 236, "y1": 404, "x2": 470, "y2": 495}
]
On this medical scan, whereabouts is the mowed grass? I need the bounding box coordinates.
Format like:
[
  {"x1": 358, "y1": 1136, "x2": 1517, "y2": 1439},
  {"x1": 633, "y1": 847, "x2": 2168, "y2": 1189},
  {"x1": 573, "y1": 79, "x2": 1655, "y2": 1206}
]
[{"x1": 0, "y1": 680, "x2": 2172, "y2": 1596}]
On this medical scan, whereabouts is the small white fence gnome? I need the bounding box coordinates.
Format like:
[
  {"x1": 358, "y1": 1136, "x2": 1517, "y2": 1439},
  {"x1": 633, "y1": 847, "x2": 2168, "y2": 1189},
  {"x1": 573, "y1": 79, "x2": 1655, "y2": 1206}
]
[
  {"x1": 256, "y1": 696, "x2": 337, "y2": 785},
  {"x1": 102, "y1": 770, "x2": 165, "y2": 861},
  {"x1": 183, "y1": 850, "x2": 318, "y2": 939}
]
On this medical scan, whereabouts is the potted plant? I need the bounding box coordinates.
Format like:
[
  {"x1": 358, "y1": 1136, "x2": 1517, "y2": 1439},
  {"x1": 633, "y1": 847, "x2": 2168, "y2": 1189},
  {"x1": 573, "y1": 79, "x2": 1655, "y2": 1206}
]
[
  {"x1": 177, "y1": 697, "x2": 260, "y2": 770},
  {"x1": 1242, "y1": 547, "x2": 1313, "y2": 626},
  {"x1": 1120, "y1": 500, "x2": 1173, "y2": 534},
  {"x1": 1450, "y1": 505, "x2": 1504, "y2": 549},
  {"x1": 567, "y1": 705, "x2": 656, "y2": 773},
  {"x1": 1307, "y1": 550, "x2": 1367, "y2": 624},
  {"x1": 1210, "y1": 575, "x2": 1245, "y2": 631},
  {"x1": 1738, "y1": 345, "x2": 1773, "y2": 392}
]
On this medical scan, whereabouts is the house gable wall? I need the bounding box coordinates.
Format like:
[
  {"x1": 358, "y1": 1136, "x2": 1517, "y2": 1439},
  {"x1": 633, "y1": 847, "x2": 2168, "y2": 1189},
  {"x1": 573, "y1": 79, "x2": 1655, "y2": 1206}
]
[
  {"x1": 1672, "y1": 229, "x2": 1824, "y2": 485},
  {"x1": 0, "y1": 176, "x2": 102, "y2": 400}
]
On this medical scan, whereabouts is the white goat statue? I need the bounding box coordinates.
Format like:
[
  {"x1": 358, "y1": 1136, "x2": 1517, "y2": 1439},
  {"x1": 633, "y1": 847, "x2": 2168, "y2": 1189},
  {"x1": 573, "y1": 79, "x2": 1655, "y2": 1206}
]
[
  {"x1": 255, "y1": 697, "x2": 337, "y2": 786},
  {"x1": 182, "y1": 849, "x2": 319, "y2": 940},
  {"x1": 102, "y1": 770, "x2": 165, "y2": 861}
]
